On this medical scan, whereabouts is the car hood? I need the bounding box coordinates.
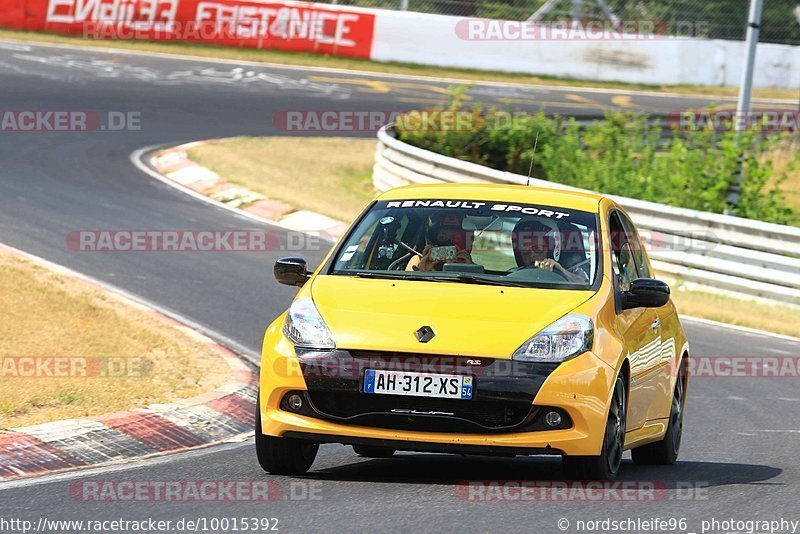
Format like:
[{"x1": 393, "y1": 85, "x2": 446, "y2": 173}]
[{"x1": 310, "y1": 275, "x2": 594, "y2": 359}]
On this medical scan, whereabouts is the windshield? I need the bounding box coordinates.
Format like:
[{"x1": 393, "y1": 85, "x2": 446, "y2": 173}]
[{"x1": 331, "y1": 199, "x2": 600, "y2": 289}]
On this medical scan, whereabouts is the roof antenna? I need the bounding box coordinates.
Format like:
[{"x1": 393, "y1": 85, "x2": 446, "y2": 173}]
[{"x1": 526, "y1": 132, "x2": 540, "y2": 187}]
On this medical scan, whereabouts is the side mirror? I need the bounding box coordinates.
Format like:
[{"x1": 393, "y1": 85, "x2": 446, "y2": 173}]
[
  {"x1": 621, "y1": 278, "x2": 670, "y2": 310},
  {"x1": 274, "y1": 257, "x2": 311, "y2": 287}
]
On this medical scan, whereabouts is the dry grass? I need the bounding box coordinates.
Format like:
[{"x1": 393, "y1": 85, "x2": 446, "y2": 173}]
[
  {"x1": 0, "y1": 252, "x2": 231, "y2": 428},
  {"x1": 667, "y1": 285, "x2": 800, "y2": 339},
  {"x1": 770, "y1": 139, "x2": 800, "y2": 225},
  {"x1": 0, "y1": 28, "x2": 796, "y2": 101},
  {"x1": 188, "y1": 136, "x2": 377, "y2": 222}
]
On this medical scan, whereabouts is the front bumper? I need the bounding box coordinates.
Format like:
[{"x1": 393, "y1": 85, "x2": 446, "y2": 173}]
[
  {"x1": 294, "y1": 349, "x2": 567, "y2": 433},
  {"x1": 260, "y1": 323, "x2": 615, "y2": 457}
]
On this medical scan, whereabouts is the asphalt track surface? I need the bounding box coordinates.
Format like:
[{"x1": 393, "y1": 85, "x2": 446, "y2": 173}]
[{"x1": 1, "y1": 40, "x2": 799, "y2": 533}]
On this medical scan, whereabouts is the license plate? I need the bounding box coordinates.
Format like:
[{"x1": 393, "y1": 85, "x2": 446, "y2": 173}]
[{"x1": 363, "y1": 369, "x2": 473, "y2": 400}]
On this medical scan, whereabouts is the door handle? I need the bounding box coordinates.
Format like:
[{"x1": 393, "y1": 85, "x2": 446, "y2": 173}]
[{"x1": 651, "y1": 319, "x2": 661, "y2": 330}]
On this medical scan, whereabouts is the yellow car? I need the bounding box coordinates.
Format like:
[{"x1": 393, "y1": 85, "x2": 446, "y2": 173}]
[{"x1": 257, "y1": 184, "x2": 689, "y2": 480}]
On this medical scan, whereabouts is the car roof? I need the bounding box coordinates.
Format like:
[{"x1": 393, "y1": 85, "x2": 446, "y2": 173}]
[{"x1": 377, "y1": 183, "x2": 604, "y2": 213}]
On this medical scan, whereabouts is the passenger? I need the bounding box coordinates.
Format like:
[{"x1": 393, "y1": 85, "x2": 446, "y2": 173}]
[
  {"x1": 511, "y1": 219, "x2": 589, "y2": 284},
  {"x1": 407, "y1": 212, "x2": 472, "y2": 271}
]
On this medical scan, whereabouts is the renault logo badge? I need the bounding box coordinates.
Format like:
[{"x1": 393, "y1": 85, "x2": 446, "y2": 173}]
[{"x1": 415, "y1": 326, "x2": 436, "y2": 343}]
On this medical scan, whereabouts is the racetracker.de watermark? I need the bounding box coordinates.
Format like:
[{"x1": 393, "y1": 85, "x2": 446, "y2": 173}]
[
  {"x1": 274, "y1": 110, "x2": 482, "y2": 133},
  {"x1": 0, "y1": 356, "x2": 151, "y2": 378},
  {"x1": 69, "y1": 480, "x2": 323, "y2": 502},
  {"x1": 275, "y1": 109, "x2": 686, "y2": 133},
  {"x1": 66, "y1": 230, "x2": 332, "y2": 252},
  {"x1": 275, "y1": 108, "x2": 799, "y2": 135},
  {"x1": 454, "y1": 19, "x2": 708, "y2": 41},
  {"x1": 667, "y1": 109, "x2": 800, "y2": 132},
  {"x1": 1, "y1": 111, "x2": 141, "y2": 132},
  {"x1": 276, "y1": 355, "x2": 800, "y2": 381},
  {"x1": 683, "y1": 356, "x2": 800, "y2": 378},
  {"x1": 455, "y1": 480, "x2": 708, "y2": 502}
]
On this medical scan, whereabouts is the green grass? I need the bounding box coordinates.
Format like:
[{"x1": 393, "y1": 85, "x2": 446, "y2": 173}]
[{"x1": 1, "y1": 28, "x2": 797, "y2": 101}]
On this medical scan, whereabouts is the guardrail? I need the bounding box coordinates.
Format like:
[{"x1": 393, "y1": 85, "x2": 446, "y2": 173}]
[{"x1": 373, "y1": 126, "x2": 800, "y2": 306}]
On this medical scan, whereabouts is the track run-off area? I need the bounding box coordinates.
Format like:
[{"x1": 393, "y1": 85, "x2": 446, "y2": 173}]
[{"x1": 1, "y1": 39, "x2": 799, "y2": 533}]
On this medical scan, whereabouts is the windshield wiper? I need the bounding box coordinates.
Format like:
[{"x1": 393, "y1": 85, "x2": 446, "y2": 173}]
[
  {"x1": 342, "y1": 271, "x2": 526, "y2": 287},
  {"x1": 428, "y1": 274, "x2": 528, "y2": 288},
  {"x1": 343, "y1": 271, "x2": 426, "y2": 282}
]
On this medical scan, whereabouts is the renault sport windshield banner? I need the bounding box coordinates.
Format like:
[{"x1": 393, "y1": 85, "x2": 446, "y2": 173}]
[{"x1": 0, "y1": 0, "x2": 376, "y2": 58}]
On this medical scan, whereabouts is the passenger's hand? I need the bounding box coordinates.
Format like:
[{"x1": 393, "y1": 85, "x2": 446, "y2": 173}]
[
  {"x1": 417, "y1": 245, "x2": 437, "y2": 271},
  {"x1": 453, "y1": 250, "x2": 473, "y2": 264}
]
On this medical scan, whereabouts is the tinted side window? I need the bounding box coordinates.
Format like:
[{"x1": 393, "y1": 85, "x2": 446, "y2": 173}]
[
  {"x1": 614, "y1": 243, "x2": 637, "y2": 292},
  {"x1": 617, "y1": 211, "x2": 651, "y2": 278},
  {"x1": 609, "y1": 213, "x2": 637, "y2": 292}
]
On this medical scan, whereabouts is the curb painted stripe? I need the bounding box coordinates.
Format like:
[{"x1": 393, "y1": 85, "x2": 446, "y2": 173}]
[
  {"x1": 0, "y1": 242, "x2": 258, "y2": 480},
  {"x1": 132, "y1": 142, "x2": 344, "y2": 243},
  {"x1": 0, "y1": 434, "x2": 87, "y2": 477}
]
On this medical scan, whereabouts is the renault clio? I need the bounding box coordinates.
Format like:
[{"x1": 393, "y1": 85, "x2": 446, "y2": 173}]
[{"x1": 256, "y1": 184, "x2": 689, "y2": 480}]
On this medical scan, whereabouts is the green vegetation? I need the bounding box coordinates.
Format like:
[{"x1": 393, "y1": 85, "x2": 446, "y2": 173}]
[{"x1": 396, "y1": 89, "x2": 799, "y2": 225}]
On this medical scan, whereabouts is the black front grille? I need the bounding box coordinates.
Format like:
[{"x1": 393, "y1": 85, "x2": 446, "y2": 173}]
[{"x1": 306, "y1": 391, "x2": 535, "y2": 433}]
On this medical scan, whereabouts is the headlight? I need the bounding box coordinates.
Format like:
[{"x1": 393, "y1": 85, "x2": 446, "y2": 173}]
[
  {"x1": 282, "y1": 297, "x2": 335, "y2": 350},
  {"x1": 513, "y1": 314, "x2": 593, "y2": 363}
]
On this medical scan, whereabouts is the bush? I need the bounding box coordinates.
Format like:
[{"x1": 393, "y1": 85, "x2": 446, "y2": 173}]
[{"x1": 394, "y1": 91, "x2": 797, "y2": 225}]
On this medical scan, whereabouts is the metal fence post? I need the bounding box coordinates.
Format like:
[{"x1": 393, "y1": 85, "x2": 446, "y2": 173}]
[{"x1": 727, "y1": 0, "x2": 763, "y2": 212}]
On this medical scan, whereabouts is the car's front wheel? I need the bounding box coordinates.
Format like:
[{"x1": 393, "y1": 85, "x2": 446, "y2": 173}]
[
  {"x1": 255, "y1": 394, "x2": 318, "y2": 475},
  {"x1": 632, "y1": 360, "x2": 686, "y2": 465},
  {"x1": 562, "y1": 374, "x2": 627, "y2": 480}
]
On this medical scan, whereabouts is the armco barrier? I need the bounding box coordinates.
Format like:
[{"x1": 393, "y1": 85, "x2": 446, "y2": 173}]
[{"x1": 373, "y1": 126, "x2": 800, "y2": 306}]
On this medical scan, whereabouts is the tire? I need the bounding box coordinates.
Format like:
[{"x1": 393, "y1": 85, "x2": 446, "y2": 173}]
[
  {"x1": 632, "y1": 361, "x2": 686, "y2": 466},
  {"x1": 353, "y1": 445, "x2": 395, "y2": 458},
  {"x1": 255, "y1": 393, "x2": 318, "y2": 475},
  {"x1": 562, "y1": 374, "x2": 627, "y2": 480}
]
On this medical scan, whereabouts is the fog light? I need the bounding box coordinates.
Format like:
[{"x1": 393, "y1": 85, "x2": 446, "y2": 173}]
[
  {"x1": 287, "y1": 393, "x2": 304, "y2": 412},
  {"x1": 544, "y1": 411, "x2": 562, "y2": 428}
]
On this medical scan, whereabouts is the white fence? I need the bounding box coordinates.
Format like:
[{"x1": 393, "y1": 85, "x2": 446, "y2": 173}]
[
  {"x1": 373, "y1": 126, "x2": 800, "y2": 305},
  {"x1": 370, "y1": 9, "x2": 800, "y2": 89},
  {"x1": 10, "y1": 0, "x2": 799, "y2": 88}
]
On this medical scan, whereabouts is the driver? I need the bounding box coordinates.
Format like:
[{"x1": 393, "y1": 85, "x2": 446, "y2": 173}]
[
  {"x1": 511, "y1": 219, "x2": 589, "y2": 284},
  {"x1": 406, "y1": 212, "x2": 472, "y2": 271}
]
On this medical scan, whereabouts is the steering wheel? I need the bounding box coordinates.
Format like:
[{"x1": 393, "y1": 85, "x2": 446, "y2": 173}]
[
  {"x1": 386, "y1": 240, "x2": 421, "y2": 271},
  {"x1": 507, "y1": 265, "x2": 569, "y2": 283}
]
